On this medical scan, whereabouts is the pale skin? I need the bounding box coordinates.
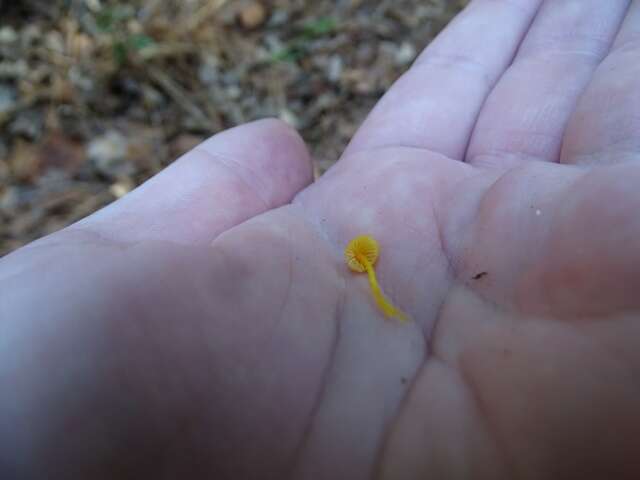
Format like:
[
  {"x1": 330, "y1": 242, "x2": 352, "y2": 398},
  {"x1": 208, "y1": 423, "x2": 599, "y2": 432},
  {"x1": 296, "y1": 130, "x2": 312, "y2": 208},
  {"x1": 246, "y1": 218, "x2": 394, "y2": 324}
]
[{"x1": 1, "y1": 0, "x2": 640, "y2": 478}]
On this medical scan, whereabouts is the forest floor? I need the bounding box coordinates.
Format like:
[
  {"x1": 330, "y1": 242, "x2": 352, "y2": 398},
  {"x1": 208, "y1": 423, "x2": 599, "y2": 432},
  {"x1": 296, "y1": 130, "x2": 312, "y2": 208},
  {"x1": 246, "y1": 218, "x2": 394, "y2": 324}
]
[{"x1": 0, "y1": 0, "x2": 466, "y2": 256}]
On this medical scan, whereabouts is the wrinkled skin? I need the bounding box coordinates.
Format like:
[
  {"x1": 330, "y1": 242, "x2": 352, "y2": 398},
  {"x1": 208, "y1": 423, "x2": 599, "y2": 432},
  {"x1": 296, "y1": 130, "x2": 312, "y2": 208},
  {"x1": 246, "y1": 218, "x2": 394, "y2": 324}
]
[{"x1": 2, "y1": 1, "x2": 640, "y2": 478}]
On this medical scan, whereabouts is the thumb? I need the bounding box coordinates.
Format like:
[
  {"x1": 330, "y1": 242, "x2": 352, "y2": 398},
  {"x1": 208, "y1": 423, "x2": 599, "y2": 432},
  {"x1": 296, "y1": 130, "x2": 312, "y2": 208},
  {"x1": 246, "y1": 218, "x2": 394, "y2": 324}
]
[{"x1": 70, "y1": 118, "x2": 312, "y2": 245}]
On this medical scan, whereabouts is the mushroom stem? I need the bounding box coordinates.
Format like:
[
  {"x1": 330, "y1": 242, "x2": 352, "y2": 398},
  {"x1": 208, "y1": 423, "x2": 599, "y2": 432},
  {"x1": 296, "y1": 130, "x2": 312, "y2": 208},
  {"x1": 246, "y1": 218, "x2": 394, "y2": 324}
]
[{"x1": 356, "y1": 253, "x2": 408, "y2": 321}]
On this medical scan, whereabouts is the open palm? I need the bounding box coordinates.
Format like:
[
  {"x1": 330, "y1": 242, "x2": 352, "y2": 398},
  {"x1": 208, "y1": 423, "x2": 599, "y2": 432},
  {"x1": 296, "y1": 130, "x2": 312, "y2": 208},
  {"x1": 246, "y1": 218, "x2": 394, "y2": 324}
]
[{"x1": 2, "y1": 1, "x2": 640, "y2": 478}]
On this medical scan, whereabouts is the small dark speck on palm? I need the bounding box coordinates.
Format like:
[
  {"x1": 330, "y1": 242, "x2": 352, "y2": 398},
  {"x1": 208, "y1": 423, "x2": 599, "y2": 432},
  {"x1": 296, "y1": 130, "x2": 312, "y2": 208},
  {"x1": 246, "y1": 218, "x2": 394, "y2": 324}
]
[{"x1": 472, "y1": 271, "x2": 488, "y2": 280}]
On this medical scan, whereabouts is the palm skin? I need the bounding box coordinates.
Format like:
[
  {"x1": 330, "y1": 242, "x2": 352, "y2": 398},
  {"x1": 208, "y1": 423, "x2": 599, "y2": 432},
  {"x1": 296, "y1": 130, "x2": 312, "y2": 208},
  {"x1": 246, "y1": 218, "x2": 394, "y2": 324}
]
[{"x1": 1, "y1": 1, "x2": 640, "y2": 478}]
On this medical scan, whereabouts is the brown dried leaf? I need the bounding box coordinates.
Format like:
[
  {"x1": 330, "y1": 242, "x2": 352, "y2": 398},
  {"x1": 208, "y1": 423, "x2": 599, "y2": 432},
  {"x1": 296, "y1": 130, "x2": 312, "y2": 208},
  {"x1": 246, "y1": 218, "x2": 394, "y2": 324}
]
[
  {"x1": 41, "y1": 132, "x2": 85, "y2": 173},
  {"x1": 9, "y1": 139, "x2": 40, "y2": 182},
  {"x1": 239, "y1": 2, "x2": 267, "y2": 30},
  {"x1": 170, "y1": 133, "x2": 206, "y2": 158}
]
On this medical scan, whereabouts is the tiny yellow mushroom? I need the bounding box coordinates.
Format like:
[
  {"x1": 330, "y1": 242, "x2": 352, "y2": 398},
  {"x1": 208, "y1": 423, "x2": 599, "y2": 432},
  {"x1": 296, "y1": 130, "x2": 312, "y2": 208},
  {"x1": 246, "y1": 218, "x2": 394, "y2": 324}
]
[{"x1": 344, "y1": 235, "x2": 408, "y2": 321}]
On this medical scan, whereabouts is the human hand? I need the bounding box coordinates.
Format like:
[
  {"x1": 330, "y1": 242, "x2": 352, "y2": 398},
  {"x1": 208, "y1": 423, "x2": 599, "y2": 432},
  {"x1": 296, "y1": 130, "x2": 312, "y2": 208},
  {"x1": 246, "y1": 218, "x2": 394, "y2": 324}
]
[{"x1": 1, "y1": 1, "x2": 639, "y2": 478}]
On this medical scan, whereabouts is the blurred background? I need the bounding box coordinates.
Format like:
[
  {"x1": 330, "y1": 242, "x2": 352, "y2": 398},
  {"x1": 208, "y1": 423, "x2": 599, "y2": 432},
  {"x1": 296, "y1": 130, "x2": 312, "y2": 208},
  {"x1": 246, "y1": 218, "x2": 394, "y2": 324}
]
[{"x1": 0, "y1": 0, "x2": 466, "y2": 256}]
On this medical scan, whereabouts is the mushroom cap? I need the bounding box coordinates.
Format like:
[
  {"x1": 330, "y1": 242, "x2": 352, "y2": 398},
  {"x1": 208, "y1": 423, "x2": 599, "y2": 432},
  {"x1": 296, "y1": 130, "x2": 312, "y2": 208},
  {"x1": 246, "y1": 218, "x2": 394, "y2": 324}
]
[{"x1": 345, "y1": 235, "x2": 379, "y2": 273}]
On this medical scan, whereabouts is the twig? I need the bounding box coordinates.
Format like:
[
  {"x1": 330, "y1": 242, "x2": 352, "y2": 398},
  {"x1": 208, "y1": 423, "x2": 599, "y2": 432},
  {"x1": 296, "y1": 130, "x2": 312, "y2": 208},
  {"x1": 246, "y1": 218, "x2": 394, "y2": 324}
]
[
  {"x1": 137, "y1": 42, "x2": 196, "y2": 61},
  {"x1": 147, "y1": 66, "x2": 211, "y2": 130},
  {"x1": 178, "y1": 0, "x2": 229, "y2": 35}
]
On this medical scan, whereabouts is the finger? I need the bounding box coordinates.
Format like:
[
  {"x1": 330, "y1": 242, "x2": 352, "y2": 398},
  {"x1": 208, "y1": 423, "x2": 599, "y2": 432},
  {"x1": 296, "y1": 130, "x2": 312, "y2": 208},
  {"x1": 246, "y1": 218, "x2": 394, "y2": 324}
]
[
  {"x1": 467, "y1": 0, "x2": 630, "y2": 167},
  {"x1": 69, "y1": 119, "x2": 312, "y2": 245},
  {"x1": 343, "y1": 0, "x2": 542, "y2": 160},
  {"x1": 561, "y1": 0, "x2": 640, "y2": 165}
]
